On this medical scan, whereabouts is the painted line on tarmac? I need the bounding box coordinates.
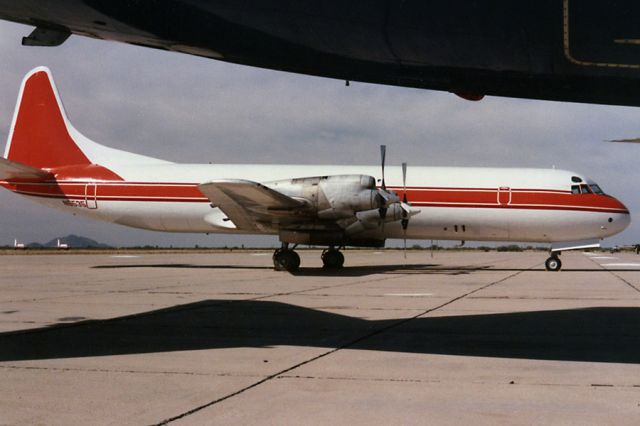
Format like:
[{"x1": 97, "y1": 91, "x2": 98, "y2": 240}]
[
  {"x1": 384, "y1": 293, "x2": 434, "y2": 297},
  {"x1": 601, "y1": 263, "x2": 640, "y2": 267}
]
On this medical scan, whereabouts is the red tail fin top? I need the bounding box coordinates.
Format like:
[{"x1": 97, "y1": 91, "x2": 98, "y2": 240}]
[{"x1": 4, "y1": 67, "x2": 91, "y2": 169}]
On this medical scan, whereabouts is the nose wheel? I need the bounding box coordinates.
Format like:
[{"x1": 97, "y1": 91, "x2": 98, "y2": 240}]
[
  {"x1": 322, "y1": 248, "x2": 344, "y2": 269},
  {"x1": 273, "y1": 247, "x2": 300, "y2": 272},
  {"x1": 545, "y1": 255, "x2": 562, "y2": 271}
]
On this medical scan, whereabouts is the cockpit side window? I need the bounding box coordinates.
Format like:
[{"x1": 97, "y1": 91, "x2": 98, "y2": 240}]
[
  {"x1": 580, "y1": 184, "x2": 592, "y2": 194},
  {"x1": 571, "y1": 185, "x2": 581, "y2": 194}
]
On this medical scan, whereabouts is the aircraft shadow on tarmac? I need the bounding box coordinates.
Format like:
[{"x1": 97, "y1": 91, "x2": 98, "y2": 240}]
[
  {"x1": 93, "y1": 263, "x2": 487, "y2": 276},
  {"x1": 92, "y1": 263, "x2": 640, "y2": 276},
  {"x1": 1, "y1": 300, "x2": 639, "y2": 364}
]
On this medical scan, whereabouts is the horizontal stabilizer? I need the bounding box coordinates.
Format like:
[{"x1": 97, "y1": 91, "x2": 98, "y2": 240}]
[
  {"x1": 199, "y1": 179, "x2": 305, "y2": 231},
  {"x1": 0, "y1": 157, "x2": 51, "y2": 180}
]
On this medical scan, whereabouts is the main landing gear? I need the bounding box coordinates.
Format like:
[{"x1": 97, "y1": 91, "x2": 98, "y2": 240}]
[
  {"x1": 273, "y1": 244, "x2": 300, "y2": 272},
  {"x1": 545, "y1": 253, "x2": 562, "y2": 271},
  {"x1": 321, "y1": 247, "x2": 344, "y2": 269},
  {"x1": 273, "y1": 244, "x2": 346, "y2": 272}
]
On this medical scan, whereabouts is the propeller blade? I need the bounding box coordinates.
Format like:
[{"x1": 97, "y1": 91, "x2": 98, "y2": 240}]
[
  {"x1": 375, "y1": 192, "x2": 387, "y2": 219},
  {"x1": 380, "y1": 145, "x2": 386, "y2": 189},
  {"x1": 403, "y1": 232, "x2": 407, "y2": 259},
  {"x1": 403, "y1": 221, "x2": 408, "y2": 259},
  {"x1": 402, "y1": 162, "x2": 407, "y2": 203},
  {"x1": 401, "y1": 162, "x2": 409, "y2": 232}
]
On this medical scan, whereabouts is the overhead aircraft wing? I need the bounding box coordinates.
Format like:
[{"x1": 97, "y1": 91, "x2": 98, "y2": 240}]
[
  {"x1": 0, "y1": 157, "x2": 52, "y2": 180},
  {"x1": 608, "y1": 138, "x2": 640, "y2": 143},
  {"x1": 198, "y1": 179, "x2": 307, "y2": 231}
]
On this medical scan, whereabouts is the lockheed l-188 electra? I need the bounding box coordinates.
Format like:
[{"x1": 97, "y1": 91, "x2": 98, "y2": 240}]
[{"x1": 0, "y1": 68, "x2": 630, "y2": 271}]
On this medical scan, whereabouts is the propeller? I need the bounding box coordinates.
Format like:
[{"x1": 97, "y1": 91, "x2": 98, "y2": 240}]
[
  {"x1": 378, "y1": 145, "x2": 388, "y2": 219},
  {"x1": 380, "y1": 145, "x2": 387, "y2": 189},
  {"x1": 401, "y1": 162, "x2": 408, "y2": 258}
]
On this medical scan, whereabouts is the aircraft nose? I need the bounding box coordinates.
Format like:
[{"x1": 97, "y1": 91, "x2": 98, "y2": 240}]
[{"x1": 605, "y1": 197, "x2": 631, "y2": 235}]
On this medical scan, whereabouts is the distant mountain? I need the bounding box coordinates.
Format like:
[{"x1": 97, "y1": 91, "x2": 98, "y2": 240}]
[{"x1": 30, "y1": 234, "x2": 113, "y2": 249}]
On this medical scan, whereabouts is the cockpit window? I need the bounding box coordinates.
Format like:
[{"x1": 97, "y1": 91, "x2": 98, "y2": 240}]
[
  {"x1": 590, "y1": 184, "x2": 604, "y2": 195},
  {"x1": 571, "y1": 185, "x2": 581, "y2": 194},
  {"x1": 580, "y1": 184, "x2": 592, "y2": 194}
]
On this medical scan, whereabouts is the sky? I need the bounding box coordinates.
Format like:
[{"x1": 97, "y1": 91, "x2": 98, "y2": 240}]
[{"x1": 0, "y1": 20, "x2": 639, "y2": 248}]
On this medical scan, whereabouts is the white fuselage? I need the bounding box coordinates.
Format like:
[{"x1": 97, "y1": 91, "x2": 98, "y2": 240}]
[{"x1": 16, "y1": 163, "x2": 630, "y2": 244}]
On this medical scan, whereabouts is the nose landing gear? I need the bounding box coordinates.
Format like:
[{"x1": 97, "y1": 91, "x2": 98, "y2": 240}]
[{"x1": 545, "y1": 254, "x2": 562, "y2": 271}]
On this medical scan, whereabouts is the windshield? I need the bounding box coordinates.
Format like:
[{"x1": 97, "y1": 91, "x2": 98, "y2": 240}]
[{"x1": 589, "y1": 184, "x2": 605, "y2": 195}]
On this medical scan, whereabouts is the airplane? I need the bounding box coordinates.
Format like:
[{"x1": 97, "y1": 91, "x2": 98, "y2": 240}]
[
  {"x1": 0, "y1": 67, "x2": 631, "y2": 272},
  {"x1": 1, "y1": 1, "x2": 640, "y2": 107}
]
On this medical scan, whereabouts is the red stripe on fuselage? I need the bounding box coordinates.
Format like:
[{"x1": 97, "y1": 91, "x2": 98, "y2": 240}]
[{"x1": 0, "y1": 182, "x2": 629, "y2": 214}]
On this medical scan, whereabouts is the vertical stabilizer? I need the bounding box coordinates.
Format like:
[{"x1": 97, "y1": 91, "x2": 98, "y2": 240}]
[
  {"x1": 3, "y1": 66, "x2": 169, "y2": 173},
  {"x1": 4, "y1": 67, "x2": 91, "y2": 169}
]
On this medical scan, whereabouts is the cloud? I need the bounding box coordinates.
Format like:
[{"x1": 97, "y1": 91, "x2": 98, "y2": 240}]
[{"x1": 0, "y1": 20, "x2": 638, "y2": 247}]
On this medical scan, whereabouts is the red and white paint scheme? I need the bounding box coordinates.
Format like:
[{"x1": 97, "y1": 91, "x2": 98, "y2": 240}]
[{"x1": 0, "y1": 67, "x2": 631, "y2": 271}]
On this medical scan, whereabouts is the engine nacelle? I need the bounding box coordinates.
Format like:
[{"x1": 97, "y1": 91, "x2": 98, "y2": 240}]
[
  {"x1": 268, "y1": 174, "x2": 409, "y2": 238},
  {"x1": 268, "y1": 174, "x2": 380, "y2": 219},
  {"x1": 344, "y1": 203, "x2": 404, "y2": 235}
]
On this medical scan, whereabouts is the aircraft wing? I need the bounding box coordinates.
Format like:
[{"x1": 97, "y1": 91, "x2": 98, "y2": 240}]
[
  {"x1": 0, "y1": 157, "x2": 51, "y2": 180},
  {"x1": 198, "y1": 179, "x2": 307, "y2": 231},
  {"x1": 608, "y1": 138, "x2": 640, "y2": 143},
  {"x1": 8, "y1": 2, "x2": 640, "y2": 107}
]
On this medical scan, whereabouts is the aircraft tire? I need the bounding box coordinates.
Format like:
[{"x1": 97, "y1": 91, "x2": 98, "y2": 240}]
[
  {"x1": 273, "y1": 249, "x2": 300, "y2": 272},
  {"x1": 322, "y1": 249, "x2": 344, "y2": 269},
  {"x1": 545, "y1": 256, "x2": 562, "y2": 272}
]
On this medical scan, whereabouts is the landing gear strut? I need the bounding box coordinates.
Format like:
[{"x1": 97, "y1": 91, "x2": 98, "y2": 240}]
[
  {"x1": 273, "y1": 244, "x2": 300, "y2": 272},
  {"x1": 322, "y1": 247, "x2": 344, "y2": 269},
  {"x1": 545, "y1": 253, "x2": 562, "y2": 271}
]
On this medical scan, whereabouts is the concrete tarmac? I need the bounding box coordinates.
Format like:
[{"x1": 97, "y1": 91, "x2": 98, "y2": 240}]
[{"x1": 1, "y1": 250, "x2": 639, "y2": 425}]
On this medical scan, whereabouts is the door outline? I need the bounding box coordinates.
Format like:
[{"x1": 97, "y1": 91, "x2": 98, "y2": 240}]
[
  {"x1": 563, "y1": 0, "x2": 640, "y2": 69},
  {"x1": 498, "y1": 186, "x2": 511, "y2": 206},
  {"x1": 85, "y1": 183, "x2": 97, "y2": 209}
]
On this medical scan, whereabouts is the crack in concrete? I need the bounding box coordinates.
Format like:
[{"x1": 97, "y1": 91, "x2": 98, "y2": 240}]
[
  {"x1": 155, "y1": 263, "x2": 535, "y2": 425},
  {"x1": 585, "y1": 256, "x2": 640, "y2": 293}
]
